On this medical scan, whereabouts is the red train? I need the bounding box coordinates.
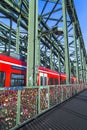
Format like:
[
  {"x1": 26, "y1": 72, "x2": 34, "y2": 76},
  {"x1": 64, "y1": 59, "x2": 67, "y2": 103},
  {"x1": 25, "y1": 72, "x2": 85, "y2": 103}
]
[{"x1": 0, "y1": 53, "x2": 77, "y2": 87}]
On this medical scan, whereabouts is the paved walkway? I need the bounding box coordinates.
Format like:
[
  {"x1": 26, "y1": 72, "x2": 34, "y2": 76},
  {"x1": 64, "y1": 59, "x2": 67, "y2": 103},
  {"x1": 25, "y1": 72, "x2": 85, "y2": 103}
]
[{"x1": 16, "y1": 89, "x2": 87, "y2": 130}]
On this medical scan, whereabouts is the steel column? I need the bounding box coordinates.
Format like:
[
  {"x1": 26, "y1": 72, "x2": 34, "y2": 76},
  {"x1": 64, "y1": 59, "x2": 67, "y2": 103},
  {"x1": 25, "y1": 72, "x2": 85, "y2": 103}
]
[
  {"x1": 84, "y1": 58, "x2": 86, "y2": 82},
  {"x1": 81, "y1": 49, "x2": 84, "y2": 82},
  {"x1": 62, "y1": 0, "x2": 70, "y2": 84},
  {"x1": 73, "y1": 23, "x2": 79, "y2": 83},
  {"x1": 16, "y1": 90, "x2": 21, "y2": 125},
  {"x1": 58, "y1": 52, "x2": 61, "y2": 72},
  {"x1": 50, "y1": 46, "x2": 53, "y2": 70},
  {"x1": 8, "y1": 18, "x2": 12, "y2": 55},
  {"x1": 16, "y1": 0, "x2": 22, "y2": 53},
  {"x1": 45, "y1": 46, "x2": 47, "y2": 67},
  {"x1": 82, "y1": 49, "x2": 85, "y2": 83},
  {"x1": 38, "y1": 87, "x2": 41, "y2": 114},
  {"x1": 78, "y1": 37, "x2": 83, "y2": 81},
  {"x1": 16, "y1": 15, "x2": 20, "y2": 53},
  {"x1": 27, "y1": 0, "x2": 39, "y2": 86}
]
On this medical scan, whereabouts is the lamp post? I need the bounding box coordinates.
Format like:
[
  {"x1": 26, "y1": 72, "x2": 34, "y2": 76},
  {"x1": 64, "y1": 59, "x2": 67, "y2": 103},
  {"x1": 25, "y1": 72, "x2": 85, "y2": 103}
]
[
  {"x1": 40, "y1": 26, "x2": 63, "y2": 70},
  {"x1": 40, "y1": 26, "x2": 63, "y2": 36}
]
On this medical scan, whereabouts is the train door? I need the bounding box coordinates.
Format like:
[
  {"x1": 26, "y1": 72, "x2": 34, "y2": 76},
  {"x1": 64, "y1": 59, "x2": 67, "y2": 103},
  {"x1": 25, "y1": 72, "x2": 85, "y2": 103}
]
[{"x1": 39, "y1": 73, "x2": 48, "y2": 86}]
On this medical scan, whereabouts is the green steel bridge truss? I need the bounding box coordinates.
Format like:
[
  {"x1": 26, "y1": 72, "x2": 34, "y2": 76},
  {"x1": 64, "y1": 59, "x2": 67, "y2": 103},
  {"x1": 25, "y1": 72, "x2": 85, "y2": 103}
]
[{"x1": 0, "y1": 0, "x2": 87, "y2": 85}]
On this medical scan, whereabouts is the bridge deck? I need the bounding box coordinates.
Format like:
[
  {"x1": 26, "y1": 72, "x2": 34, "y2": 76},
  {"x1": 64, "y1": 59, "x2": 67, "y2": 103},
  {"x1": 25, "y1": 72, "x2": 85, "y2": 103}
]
[{"x1": 16, "y1": 89, "x2": 87, "y2": 130}]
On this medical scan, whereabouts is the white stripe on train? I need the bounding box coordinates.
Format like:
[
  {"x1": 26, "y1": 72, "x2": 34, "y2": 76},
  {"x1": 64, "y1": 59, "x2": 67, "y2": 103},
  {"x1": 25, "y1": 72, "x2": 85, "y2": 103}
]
[
  {"x1": 0, "y1": 60, "x2": 66, "y2": 77},
  {"x1": 0, "y1": 60, "x2": 26, "y2": 68}
]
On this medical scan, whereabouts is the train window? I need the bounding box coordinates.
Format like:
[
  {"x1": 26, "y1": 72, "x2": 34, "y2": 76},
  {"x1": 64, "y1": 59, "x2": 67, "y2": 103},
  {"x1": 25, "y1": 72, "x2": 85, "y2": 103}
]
[
  {"x1": 40, "y1": 76, "x2": 47, "y2": 85},
  {"x1": 40, "y1": 76, "x2": 43, "y2": 85},
  {"x1": 11, "y1": 79, "x2": 14, "y2": 86},
  {"x1": 15, "y1": 79, "x2": 18, "y2": 86},
  {"x1": 11, "y1": 74, "x2": 24, "y2": 79},
  {"x1": 49, "y1": 78, "x2": 53, "y2": 85},
  {"x1": 20, "y1": 80, "x2": 24, "y2": 85},
  {"x1": 55, "y1": 79, "x2": 58, "y2": 85},
  {"x1": 60, "y1": 79, "x2": 66, "y2": 84},
  {"x1": 0, "y1": 72, "x2": 5, "y2": 87},
  {"x1": 44, "y1": 77, "x2": 47, "y2": 85},
  {"x1": 11, "y1": 74, "x2": 24, "y2": 86}
]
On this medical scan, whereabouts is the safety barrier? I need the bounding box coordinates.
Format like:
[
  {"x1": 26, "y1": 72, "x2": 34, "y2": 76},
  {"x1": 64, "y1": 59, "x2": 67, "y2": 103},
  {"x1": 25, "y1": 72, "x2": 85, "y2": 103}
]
[{"x1": 0, "y1": 84, "x2": 87, "y2": 130}]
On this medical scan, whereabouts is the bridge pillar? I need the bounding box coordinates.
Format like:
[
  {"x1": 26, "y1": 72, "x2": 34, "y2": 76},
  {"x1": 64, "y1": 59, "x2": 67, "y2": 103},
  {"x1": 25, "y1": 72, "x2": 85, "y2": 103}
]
[
  {"x1": 16, "y1": 1, "x2": 22, "y2": 53},
  {"x1": 73, "y1": 23, "x2": 79, "y2": 83},
  {"x1": 27, "y1": 0, "x2": 39, "y2": 86},
  {"x1": 62, "y1": 0, "x2": 70, "y2": 84},
  {"x1": 78, "y1": 37, "x2": 83, "y2": 81}
]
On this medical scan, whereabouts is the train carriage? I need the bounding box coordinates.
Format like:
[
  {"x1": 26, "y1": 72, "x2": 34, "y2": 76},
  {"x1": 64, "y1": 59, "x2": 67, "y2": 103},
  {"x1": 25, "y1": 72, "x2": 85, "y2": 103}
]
[
  {"x1": 0, "y1": 54, "x2": 77, "y2": 87},
  {"x1": 0, "y1": 54, "x2": 26, "y2": 87}
]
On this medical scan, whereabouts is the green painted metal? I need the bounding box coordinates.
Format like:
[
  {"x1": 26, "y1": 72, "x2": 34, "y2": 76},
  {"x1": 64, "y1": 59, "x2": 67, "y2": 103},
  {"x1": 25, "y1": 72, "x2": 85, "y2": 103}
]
[
  {"x1": 34, "y1": 0, "x2": 40, "y2": 85},
  {"x1": 58, "y1": 51, "x2": 61, "y2": 72},
  {"x1": 48, "y1": 86, "x2": 50, "y2": 109},
  {"x1": 53, "y1": 54, "x2": 55, "y2": 70},
  {"x1": 8, "y1": 18, "x2": 12, "y2": 55},
  {"x1": 82, "y1": 49, "x2": 85, "y2": 83},
  {"x1": 38, "y1": 87, "x2": 41, "y2": 114},
  {"x1": 27, "y1": 0, "x2": 39, "y2": 86},
  {"x1": 83, "y1": 54, "x2": 86, "y2": 82},
  {"x1": 78, "y1": 37, "x2": 83, "y2": 80},
  {"x1": 45, "y1": 46, "x2": 47, "y2": 67},
  {"x1": 62, "y1": 0, "x2": 70, "y2": 84},
  {"x1": 16, "y1": 14, "x2": 20, "y2": 53},
  {"x1": 16, "y1": 0, "x2": 22, "y2": 53},
  {"x1": 61, "y1": 86, "x2": 64, "y2": 102},
  {"x1": 73, "y1": 23, "x2": 79, "y2": 83},
  {"x1": 78, "y1": 36, "x2": 87, "y2": 83},
  {"x1": 70, "y1": 62, "x2": 71, "y2": 82},
  {"x1": 16, "y1": 90, "x2": 21, "y2": 125},
  {"x1": 50, "y1": 46, "x2": 53, "y2": 70}
]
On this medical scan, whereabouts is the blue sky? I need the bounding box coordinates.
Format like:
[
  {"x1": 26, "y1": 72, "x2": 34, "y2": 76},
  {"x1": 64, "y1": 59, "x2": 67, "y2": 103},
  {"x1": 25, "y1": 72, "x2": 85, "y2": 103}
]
[{"x1": 74, "y1": 0, "x2": 87, "y2": 52}]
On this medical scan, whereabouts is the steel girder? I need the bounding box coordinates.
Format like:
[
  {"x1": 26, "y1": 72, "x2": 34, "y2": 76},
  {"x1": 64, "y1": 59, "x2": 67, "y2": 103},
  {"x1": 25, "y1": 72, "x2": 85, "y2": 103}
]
[{"x1": 0, "y1": 0, "x2": 87, "y2": 84}]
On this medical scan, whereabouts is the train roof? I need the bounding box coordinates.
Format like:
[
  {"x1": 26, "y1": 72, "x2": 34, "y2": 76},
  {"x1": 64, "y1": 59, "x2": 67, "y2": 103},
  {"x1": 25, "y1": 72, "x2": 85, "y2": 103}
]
[
  {"x1": 0, "y1": 53, "x2": 26, "y2": 66},
  {"x1": 39, "y1": 66, "x2": 60, "y2": 75}
]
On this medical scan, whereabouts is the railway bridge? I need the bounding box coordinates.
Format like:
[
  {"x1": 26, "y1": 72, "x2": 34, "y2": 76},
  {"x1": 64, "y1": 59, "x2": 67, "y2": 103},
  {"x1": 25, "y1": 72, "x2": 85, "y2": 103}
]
[{"x1": 0, "y1": 0, "x2": 87, "y2": 129}]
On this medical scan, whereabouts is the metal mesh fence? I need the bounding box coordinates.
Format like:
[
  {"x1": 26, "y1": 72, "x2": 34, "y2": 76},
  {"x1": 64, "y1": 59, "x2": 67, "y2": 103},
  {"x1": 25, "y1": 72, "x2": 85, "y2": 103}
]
[
  {"x1": 20, "y1": 88, "x2": 38, "y2": 123},
  {"x1": 0, "y1": 84, "x2": 87, "y2": 130},
  {"x1": 0, "y1": 90, "x2": 17, "y2": 130}
]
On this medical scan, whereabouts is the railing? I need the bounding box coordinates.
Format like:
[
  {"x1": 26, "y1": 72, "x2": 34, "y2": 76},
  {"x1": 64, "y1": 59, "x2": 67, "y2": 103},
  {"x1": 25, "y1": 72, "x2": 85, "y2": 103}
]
[{"x1": 0, "y1": 84, "x2": 87, "y2": 130}]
